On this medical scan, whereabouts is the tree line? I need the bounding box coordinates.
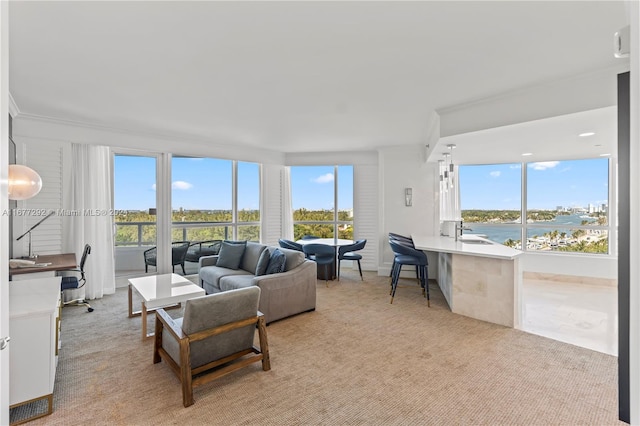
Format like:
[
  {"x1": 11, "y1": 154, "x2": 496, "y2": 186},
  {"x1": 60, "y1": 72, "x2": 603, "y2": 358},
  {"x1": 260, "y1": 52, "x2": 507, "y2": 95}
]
[{"x1": 114, "y1": 208, "x2": 353, "y2": 245}]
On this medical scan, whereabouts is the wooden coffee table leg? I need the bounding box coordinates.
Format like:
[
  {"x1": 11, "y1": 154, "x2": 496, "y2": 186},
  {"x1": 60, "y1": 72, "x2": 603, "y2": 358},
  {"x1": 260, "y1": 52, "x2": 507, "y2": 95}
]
[
  {"x1": 128, "y1": 284, "x2": 133, "y2": 317},
  {"x1": 141, "y1": 301, "x2": 147, "y2": 341}
]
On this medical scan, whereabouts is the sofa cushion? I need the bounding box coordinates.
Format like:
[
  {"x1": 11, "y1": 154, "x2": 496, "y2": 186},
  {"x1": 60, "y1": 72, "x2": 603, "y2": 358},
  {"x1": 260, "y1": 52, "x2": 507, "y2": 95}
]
[
  {"x1": 200, "y1": 266, "x2": 252, "y2": 293},
  {"x1": 216, "y1": 241, "x2": 247, "y2": 270},
  {"x1": 220, "y1": 275, "x2": 257, "y2": 292},
  {"x1": 275, "y1": 247, "x2": 307, "y2": 271},
  {"x1": 255, "y1": 248, "x2": 270, "y2": 276},
  {"x1": 241, "y1": 242, "x2": 267, "y2": 273},
  {"x1": 265, "y1": 248, "x2": 286, "y2": 275}
]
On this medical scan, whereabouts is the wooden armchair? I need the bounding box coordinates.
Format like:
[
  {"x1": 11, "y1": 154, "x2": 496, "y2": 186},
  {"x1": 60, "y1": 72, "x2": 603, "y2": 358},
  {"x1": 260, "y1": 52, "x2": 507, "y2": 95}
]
[{"x1": 153, "y1": 286, "x2": 270, "y2": 407}]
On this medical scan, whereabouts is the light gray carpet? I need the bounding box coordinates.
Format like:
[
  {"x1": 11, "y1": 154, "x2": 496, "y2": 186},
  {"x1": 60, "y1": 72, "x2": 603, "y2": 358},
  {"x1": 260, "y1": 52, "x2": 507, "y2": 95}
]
[{"x1": 12, "y1": 272, "x2": 623, "y2": 425}]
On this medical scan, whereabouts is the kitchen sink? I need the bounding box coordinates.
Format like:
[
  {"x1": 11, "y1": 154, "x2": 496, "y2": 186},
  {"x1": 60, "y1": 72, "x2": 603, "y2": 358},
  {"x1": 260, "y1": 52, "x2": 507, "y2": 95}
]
[{"x1": 459, "y1": 238, "x2": 493, "y2": 245}]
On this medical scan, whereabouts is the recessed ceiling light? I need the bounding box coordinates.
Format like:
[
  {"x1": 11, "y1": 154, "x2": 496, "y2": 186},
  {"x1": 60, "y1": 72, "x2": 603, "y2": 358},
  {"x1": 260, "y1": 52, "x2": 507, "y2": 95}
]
[
  {"x1": 522, "y1": 153, "x2": 533, "y2": 156},
  {"x1": 600, "y1": 153, "x2": 611, "y2": 157},
  {"x1": 579, "y1": 132, "x2": 596, "y2": 137}
]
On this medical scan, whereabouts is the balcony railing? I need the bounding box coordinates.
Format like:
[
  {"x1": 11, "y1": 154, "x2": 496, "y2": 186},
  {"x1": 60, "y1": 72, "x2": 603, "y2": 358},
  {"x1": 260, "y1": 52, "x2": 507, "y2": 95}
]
[{"x1": 114, "y1": 221, "x2": 259, "y2": 246}]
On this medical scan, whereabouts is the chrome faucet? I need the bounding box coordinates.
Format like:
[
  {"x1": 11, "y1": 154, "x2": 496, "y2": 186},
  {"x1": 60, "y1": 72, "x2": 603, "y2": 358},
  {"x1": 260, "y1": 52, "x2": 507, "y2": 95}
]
[{"x1": 454, "y1": 221, "x2": 463, "y2": 241}]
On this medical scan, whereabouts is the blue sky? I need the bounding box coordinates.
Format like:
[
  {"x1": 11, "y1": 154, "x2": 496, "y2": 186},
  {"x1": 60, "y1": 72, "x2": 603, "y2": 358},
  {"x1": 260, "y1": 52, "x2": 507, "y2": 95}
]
[
  {"x1": 114, "y1": 156, "x2": 259, "y2": 210},
  {"x1": 114, "y1": 156, "x2": 353, "y2": 211},
  {"x1": 290, "y1": 166, "x2": 353, "y2": 210},
  {"x1": 459, "y1": 158, "x2": 609, "y2": 210}
]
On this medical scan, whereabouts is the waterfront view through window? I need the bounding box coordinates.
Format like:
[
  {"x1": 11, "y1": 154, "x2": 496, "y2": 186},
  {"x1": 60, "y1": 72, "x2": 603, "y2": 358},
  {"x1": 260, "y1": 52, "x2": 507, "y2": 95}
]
[{"x1": 459, "y1": 158, "x2": 610, "y2": 254}]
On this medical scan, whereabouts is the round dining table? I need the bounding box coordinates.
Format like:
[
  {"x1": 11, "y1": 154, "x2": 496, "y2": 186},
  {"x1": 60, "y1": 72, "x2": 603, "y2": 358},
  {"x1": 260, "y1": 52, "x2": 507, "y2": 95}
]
[{"x1": 296, "y1": 238, "x2": 354, "y2": 280}]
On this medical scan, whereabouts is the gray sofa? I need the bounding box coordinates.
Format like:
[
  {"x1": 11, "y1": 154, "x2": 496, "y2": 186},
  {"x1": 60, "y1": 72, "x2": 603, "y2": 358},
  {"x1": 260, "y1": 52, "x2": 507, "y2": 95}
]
[{"x1": 198, "y1": 242, "x2": 317, "y2": 324}]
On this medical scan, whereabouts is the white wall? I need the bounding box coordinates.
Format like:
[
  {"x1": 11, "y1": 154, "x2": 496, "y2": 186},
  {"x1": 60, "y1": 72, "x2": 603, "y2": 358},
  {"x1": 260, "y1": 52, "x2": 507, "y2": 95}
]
[
  {"x1": 378, "y1": 145, "x2": 439, "y2": 276},
  {"x1": 522, "y1": 252, "x2": 616, "y2": 280},
  {"x1": 11, "y1": 137, "x2": 68, "y2": 257}
]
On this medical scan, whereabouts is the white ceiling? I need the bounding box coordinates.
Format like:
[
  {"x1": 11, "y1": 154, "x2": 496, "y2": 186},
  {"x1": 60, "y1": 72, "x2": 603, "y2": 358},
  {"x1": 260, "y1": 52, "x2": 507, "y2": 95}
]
[
  {"x1": 439, "y1": 106, "x2": 618, "y2": 165},
  {"x1": 8, "y1": 1, "x2": 629, "y2": 157}
]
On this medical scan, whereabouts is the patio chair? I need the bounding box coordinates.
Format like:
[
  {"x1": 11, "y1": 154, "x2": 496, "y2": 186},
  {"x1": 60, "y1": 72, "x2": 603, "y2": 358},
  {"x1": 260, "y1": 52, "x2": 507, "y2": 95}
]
[
  {"x1": 185, "y1": 240, "x2": 222, "y2": 263},
  {"x1": 144, "y1": 241, "x2": 191, "y2": 275}
]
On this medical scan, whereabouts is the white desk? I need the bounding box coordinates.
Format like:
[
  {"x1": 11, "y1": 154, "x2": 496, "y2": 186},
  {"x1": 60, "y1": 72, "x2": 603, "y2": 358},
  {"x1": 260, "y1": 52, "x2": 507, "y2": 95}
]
[{"x1": 9, "y1": 276, "x2": 62, "y2": 422}]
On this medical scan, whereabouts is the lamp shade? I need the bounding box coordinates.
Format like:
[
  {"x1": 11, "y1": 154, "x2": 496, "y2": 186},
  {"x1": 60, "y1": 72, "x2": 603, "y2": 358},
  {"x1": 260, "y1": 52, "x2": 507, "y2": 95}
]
[{"x1": 8, "y1": 164, "x2": 43, "y2": 200}]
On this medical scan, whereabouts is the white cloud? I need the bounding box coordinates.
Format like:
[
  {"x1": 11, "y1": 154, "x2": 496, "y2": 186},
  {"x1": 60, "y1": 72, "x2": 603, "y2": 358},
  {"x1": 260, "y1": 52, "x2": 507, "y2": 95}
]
[
  {"x1": 509, "y1": 164, "x2": 522, "y2": 169},
  {"x1": 313, "y1": 173, "x2": 334, "y2": 184},
  {"x1": 529, "y1": 161, "x2": 560, "y2": 171},
  {"x1": 151, "y1": 184, "x2": 156, "y2": 191},
  {"x1": 172, "y1": 181, "x2": 193, "y2": 190},
  {"x1": 489, "y1": 171, "x2": 501, "y2": 177}
]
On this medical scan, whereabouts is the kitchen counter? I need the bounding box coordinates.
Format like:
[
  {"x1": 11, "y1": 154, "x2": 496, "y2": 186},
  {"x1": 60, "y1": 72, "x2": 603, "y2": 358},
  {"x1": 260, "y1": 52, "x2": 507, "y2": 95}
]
[
  {"x1": 411, "y1": 234, "x2": 522, "y2": 328},
  {"x1": 411, "y1": 234, "x2": 523, "y2": 260}
]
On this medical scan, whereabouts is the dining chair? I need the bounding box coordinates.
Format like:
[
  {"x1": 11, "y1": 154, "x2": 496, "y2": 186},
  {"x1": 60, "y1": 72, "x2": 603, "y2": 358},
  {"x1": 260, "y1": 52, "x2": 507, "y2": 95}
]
[
  {"x1": 302, "y1": 243, "x2": 335, "y2": 286},
  {"x1": 388, "y1": 239, "x2": 429, "y2": 306},
  {"x1": 337, "y1": 239, "x2": 367, "y2": 281},
  {"x1": 278, "y1": 238, "x2": 304, "y2": 252}
]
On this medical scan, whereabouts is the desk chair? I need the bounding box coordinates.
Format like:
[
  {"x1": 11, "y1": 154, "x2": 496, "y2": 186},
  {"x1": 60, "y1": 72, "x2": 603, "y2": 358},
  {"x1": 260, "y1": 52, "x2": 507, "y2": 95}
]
[{"x1": 60, "y1": 244, "x2": 94, "y2": 312}]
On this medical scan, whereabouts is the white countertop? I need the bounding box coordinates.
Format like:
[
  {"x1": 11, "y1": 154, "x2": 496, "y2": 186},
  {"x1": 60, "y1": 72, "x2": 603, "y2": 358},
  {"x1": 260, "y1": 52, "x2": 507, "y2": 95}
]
[{"x1": 411, "y1": 234, "x2": 523, "y2": 260}]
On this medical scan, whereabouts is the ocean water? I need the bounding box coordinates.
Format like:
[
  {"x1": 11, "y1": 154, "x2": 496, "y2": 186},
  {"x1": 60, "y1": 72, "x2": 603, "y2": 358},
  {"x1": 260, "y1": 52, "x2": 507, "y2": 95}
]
[{"x1": 464, "y1": 214, "x2": 598, "y2": 244}]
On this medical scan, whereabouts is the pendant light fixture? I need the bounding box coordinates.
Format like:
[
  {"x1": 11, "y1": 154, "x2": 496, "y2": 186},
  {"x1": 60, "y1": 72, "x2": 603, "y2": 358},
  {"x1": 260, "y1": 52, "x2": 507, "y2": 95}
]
[{"x1": 8, "y1": 164, "x2": 43, "y2": 200}]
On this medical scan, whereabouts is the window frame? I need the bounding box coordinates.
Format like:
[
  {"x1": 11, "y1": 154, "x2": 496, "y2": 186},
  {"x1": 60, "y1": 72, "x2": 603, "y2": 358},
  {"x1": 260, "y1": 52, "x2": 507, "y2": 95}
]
[
  {"x1": 290, "y1": 165, "x2": 354, "y2": 241},
  {"x1": 458, "y1": 158, "x2": 613, "y2": 256},
  {"x1": 112, "y1": 151, "x2": 262, "y2": 251}
]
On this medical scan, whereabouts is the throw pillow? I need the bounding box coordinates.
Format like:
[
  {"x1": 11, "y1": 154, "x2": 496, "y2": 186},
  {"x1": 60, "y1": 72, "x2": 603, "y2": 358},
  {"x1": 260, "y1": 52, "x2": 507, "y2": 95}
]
[
  {"x1": 265, "y1": 248, "x2": 286, "y2": 275},
  {"x1": 255, "y1": 248, "x2": 270, "y2": 276},
  {"x1": 216, "y1": 241, "x2": 247, "y2": 270}
]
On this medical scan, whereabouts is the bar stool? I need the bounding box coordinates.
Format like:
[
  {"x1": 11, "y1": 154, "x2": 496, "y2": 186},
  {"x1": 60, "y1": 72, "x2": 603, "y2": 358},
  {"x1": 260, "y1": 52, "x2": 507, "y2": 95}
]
[{"x1": 389, "y1": 239, "x2": 429, "y2": 306}]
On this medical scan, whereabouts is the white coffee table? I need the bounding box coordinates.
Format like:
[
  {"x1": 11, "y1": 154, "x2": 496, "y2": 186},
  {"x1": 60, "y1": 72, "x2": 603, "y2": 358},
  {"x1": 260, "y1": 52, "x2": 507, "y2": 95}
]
[{"x1": 128, "y1": 273, "x2": 205, "y2": 340}]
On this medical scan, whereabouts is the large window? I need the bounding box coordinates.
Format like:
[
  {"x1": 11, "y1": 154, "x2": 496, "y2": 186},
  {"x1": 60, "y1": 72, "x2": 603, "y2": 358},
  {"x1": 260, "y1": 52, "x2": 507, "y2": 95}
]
[
  {"x1": 291, "y1": 165, "x2": 353, "y2": 240},
  {"x1": 114, "y1": 155, "x2": 261, "y2": 247},
  {"x1": 459, "y1": 158, "x2": 610, "y2": 254},
  {"x1": 171, "y1": 157, "x2": 233, "y2": 242},
  {"x1": 113, "y1": 155, "x2": 157, "y2": 247},
  {"x1": 236, "y1": 161, "x2": 261, "y2": 241}
]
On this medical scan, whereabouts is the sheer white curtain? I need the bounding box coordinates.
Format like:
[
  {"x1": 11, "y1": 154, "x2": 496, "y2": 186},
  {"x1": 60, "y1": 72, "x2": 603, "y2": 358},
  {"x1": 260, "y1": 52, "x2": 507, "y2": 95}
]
[
  {"x1": 281, "y1": 166, "x2": 294, "y2": 240},
  {"x1": 63, "y1": 144, "x2": 116, "y2": 299},
  {"x1": 439, "y1": 161, "x2": 461, "y2": 220}
]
